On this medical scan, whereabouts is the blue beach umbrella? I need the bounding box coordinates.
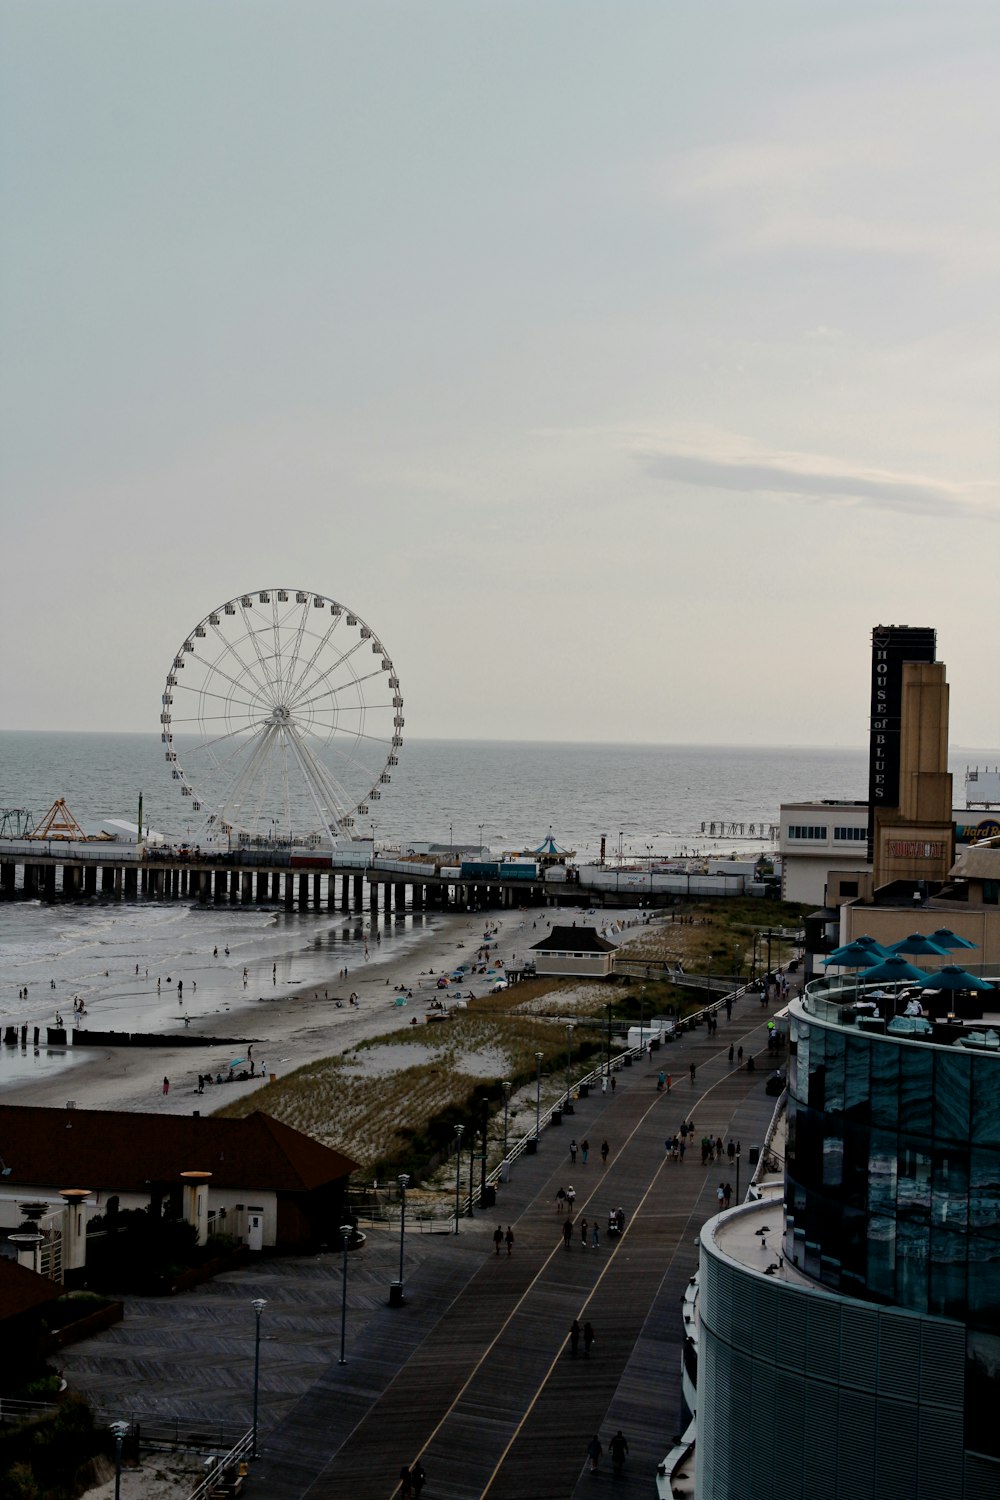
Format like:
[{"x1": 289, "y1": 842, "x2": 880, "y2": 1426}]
[
  {"x1": 928, "y1": 928, "x2": 978, "y2": 952},
  {"x1": 857, "y1": 956, "x2": 926, "y2": 984},
  {"x1": 887, "y1": 933, "x2": 950, "y2": 959},
  {"x1": 916, "y1": 965, "x2": 994, "y2": 993}
]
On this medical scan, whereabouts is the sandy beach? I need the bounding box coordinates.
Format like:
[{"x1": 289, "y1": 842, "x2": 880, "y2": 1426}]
[{"x1": 1, "y1": 905, "x2": 653, "y2": 1116}]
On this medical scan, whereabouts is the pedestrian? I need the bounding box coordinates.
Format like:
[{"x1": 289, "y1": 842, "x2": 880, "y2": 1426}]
[
  {"x1": 398, "y1": 1466, "x2": 413, "y2": 1498},
  {"x1": 657, "y1": 1070, "x2": 665, "y2": 1092},
  {"x1": 587, "y1": 1434, "x2": 603, "y2": 1473},
  {"x1": 411, "y1": 1461, "x2": 426, "y2": 1498},
  {"x1": 689, "y1": 1061, "x2": 696, "y2": 1082},
  {"x1": 717, "y1": 1183, "x2": 725, "y2": 1210},
  {"x1": 493, "y1": 1224, "x2": 503, "y2": 1256},
  {"x1": 610, "y1": 1074, "x2": 616, "y2": 1093},
  {"x1": 591, "y1": 1221, "x2": 600, "y2": 1249},
  {"x1": 556, "y1": 1187, "x2": 567, "y2": 1212},
  {"x1": 601, "y1": 1075, "x2": 608, "y2": 1095},
  {"x1": 583, "y1": 1321, "x2": 596, "y2": 1357},
  {"x1": 601, "y1": 1139, "x2": 609, "y2": 1166},
  {"x1": 716, "y1": 1135, "x2": 724, "y2": 1157},
  {"x1": 609, "y1": 1430, "x2": 629, "y2": 1476},
  {"x1": 562, "y1": 1217, "x2": 573, "y2": 1249},
  {"x1": 738, "y1": 1045, "x2": 744, "y2": 1065},
  {"x1": 162, "y1": 1076, "x2": 169, "y2": 1095},
  {"x1": 505, "y1": 1225, "x2": 514, "y2": 1256},
  {"x1": 580, "y1": 1216, "x2": 588, "y2": 1249},
  {"x1": 570, "y1": 1138, "x2": 578, "y2": 1164},
  {"x1": 569, "y1": 1318, "x2": 581, "y2": 1356},
  {"x1": 581, "y1": 1139, "x2": 589, "y2": 1165},
  {"x1": 723, "y1": 1182, "x2": 732, "y2": 1209},
  {"x1": 728, "y1": 1043, "x2": 734, "y2": 1064},
  {"x1": 566, "y1": 1184, "x2": 576, "y2": 1213}
]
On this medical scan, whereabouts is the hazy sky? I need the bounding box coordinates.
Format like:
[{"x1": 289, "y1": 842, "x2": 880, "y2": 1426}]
[{"x1": 3, "y1": 1, "x2": 998, "y2": 747}]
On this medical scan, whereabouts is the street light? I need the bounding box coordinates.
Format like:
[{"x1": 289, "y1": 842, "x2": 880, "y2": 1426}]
[
  {"x1": 453, "y1": 1124, "x2": 464, "y2": 1233},
  {"x1": 502, "y1": 1081, "x2": 511, "y2": 1169},
  {"x1": 735, "y1": 1145, "x2": 742, "y2": 1204},
  {"x1": 396, "y1": 1174, "x2": 409, "y2": 1299},
  {"x1": 605, "y1": 1001, "x2": 612, "y2": 1076},
  {"x1": 449, "y1": 821, "x2": 453, "y2": 852},
  {"x1": 250, "y1": 1297, "x2": 267, "y2": 1457},
  {"x1": 565, "y1": 1023, "x2": 575, "y2": 1107},
  {"x1": 534, "y1": 1052, "x2": 543, "y2": 1141},
  {"x1": 640, "y1": 985, "x2": 646, "y2": 1047},
  {"x1": 618, "y1": 830, "x2": 624, "y2": 865},
  {"x1": 109, "y1": 1420, "x2": 129, "y2": 1500},
  {"x1": 370, "y1": 821, "x2": 377, "y2": 857},
  {"x1": 478, "y1": 823, "x2": 485, "y2": 854},
  {"x1": 338, "y1": 1223, "x2": 352, "y2": 1365}
]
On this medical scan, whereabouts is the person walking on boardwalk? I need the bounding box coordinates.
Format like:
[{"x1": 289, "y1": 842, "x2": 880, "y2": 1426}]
[
  {"x1": 728, "y1": 1043, "x2": 735, "y2": 1064},
  {"x1": 609, "y1": 1430, "x2": 629, "y2": 1476},
  {"x1": 581, "y1": 1138, "x2": 589, "y2": 1165},
  {"x1": 657, "y1": 1070, "x2": 665, "y2": 1092},
  {"x1": 689, "y1": 1061, "x2": 696, "y2": 1082},
  {"x1": 493, "y1": 1224, "x2": 503, "y2": 1256},
  {"x1": 569, "y1": 1318, "x2": 581, "y2": 1356},
  {"x1": 505, "y1": 1225, "x2": 514, "y2": 1256},
  {"x1": 580, "y1": 1216, "x2": 588, "y2": 1249},
  {"x1": 411, "y1": 1461, "x2": 426, "y2": 1497},
  {"x1": 563, "y1": 1217, "x2": 574, "y2": 1249},
  {"x1": 591, "y1": 1220, "x2": 600, "y2": 1249},
  {"x1": 583, "y1": 1321, "x2": 596, "y2": 1357},
  {"x1": 587, "y1": 1435, "x2": 603, "y2": 1473},
  {"x1": 570, "y1": 1138, "x2": 578, "y2": 1164},
  {"x1": 566, "y1": 1184, "x2": 577, "y2": 1214},
  {"x1": 737, "y1": 1045, "x2": 744, "y2": 1065},
  {"x1": 600, "y1": 1139, "x2": 609, "y2": 1166},
  {"x1": 397, "y1": 1466, "x2": 413, "y2": 1498}
]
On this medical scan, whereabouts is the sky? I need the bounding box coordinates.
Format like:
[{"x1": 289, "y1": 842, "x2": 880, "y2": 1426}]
[{"x1": 2, "y1": 1, "x2": 999, "y2": 748}]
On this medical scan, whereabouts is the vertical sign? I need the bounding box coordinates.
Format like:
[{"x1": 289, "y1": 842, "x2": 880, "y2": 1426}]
[{"x1": 868, "y1": 625, "x2": 936, "y2": 858}]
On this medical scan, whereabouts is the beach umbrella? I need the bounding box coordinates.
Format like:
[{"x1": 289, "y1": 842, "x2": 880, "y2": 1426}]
[
  {"x1": 824, "y1": 940, "x2": 890, "y2": 968},
  {"x1": 887, "y1": 934, "x2": 950, "y2": 959},
  {"x1": 856, "y1": 956, "x2": 926, "y2": 984},
  {"x1": 916, "y1": 965, "x2": 994, "y2": 993},
  {"x1": 928, "y1": 928, "x2": 978, "y2": 951}
]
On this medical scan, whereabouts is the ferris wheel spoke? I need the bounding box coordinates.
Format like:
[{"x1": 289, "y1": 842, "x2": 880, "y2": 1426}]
[
  {"x1": 237, "y1": 603, "x2": 288, "y2": 707},
  {"x1": 180, "y1": 645, "x2": 272, "y2": 710},
  {"x1": 172, "y1": 686, "x2": 261, "y2": 718},
  {"x1": 287, "y1": 669, "x2": 388, "y2": 717},
  {"x1": 283, "y1": 606, "x2": 346, "y2": 705},
  {"x1": 286, "y1": 643, "x2": 368, "y2": 716},
  {"x1": 283, "y1": 720, "x2": 354, "y2": 832},
  {"x1": 209, "y1": 725, "x2": 282, "y2": 832},
  {"x1": 204, "y1": 621, "x2": 276, "y2": 706},
  {"x1": 279, "y1": 599, "x2": 329, "y2": 704}
]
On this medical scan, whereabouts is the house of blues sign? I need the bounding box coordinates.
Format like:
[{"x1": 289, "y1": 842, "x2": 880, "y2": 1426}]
[{"x1": 868, "y1": 625, "x2": 937, "y2": 858}]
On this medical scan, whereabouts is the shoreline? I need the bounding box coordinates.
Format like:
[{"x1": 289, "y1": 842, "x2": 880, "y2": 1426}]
[{"x1": 0, "y1": 905, "x2": 660, "y2": 1118}]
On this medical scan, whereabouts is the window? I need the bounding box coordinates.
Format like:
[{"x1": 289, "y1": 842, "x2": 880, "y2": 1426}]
[
  {"x1": 788, "y1": 825, "x2": 828, "y2": 840},
  {"x1": 833, "y1": 826, "x2": 867, "y2": 841}
]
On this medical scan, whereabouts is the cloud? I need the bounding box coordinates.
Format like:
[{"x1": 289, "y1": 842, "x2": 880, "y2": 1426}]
[{"x1": 636, "y1": 442, "x2": 999, "y2": 520}]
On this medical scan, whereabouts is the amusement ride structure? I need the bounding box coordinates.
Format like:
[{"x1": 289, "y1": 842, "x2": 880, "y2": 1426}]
[{"x1": 160, "y1": 590, "x2": 402, "y2": 848}]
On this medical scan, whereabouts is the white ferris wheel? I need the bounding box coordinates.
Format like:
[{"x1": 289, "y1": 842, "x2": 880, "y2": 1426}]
[{"x1": 160, "y1": 589, "x2": 402, "y2": 847}]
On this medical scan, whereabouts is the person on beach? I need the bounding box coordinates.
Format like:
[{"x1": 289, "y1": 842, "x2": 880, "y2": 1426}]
[{"x1": 162, "y1": 1077, "x2": 169, "y2": 1095}]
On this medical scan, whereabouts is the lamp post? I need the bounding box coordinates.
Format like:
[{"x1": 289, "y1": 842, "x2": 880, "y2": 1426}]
[
  {"x1": 605, "y1": 1001, "x2": 613, "y2": 1076},
  {"x1": 453, "y1": 1125, "x2": 464, "y2": 1233},
  {"x1": 370, "y1": 821, "x2": 377, "y2": 857},
  {"x1": 109, "y1": 1420, "x2": 129, "y2": 1500},
  {"x1": 735, "y1": 1146, "x2": 742, "y2": 1204},
  {"x1": 565, "y1": 1023, "x2": 574, "y2": 1107},
  {"x1": 449, "y1": 821, "x2": 453, "y2": 852},
  {"x1": 338, "y1": 1223, "x2": 352, "y2": 1365},
  {"x1": 478, "y1": 823, "x2": 485, "y2": 854},
  {"x1": 502, "y1": 1081, "x2": 511, "y2": 1169},
  {"x1": 534, "y1": 1052, "x2": 543, "y2": 1141},
  {"x1": 397, "y1": 1174, "x2": 409, "y2": 1297},
  {"x1": 250, "y1": 1297, "x2": 267, "y2": 1458},
  {"x1": 618, "y1": 830, "x2": 624, "y2": 865},
  {"x1": 640, "y1": 985, "x2": 646, "y2": 1048}
]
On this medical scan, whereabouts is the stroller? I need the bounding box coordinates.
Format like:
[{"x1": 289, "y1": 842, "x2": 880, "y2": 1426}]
[{"x1": 607, "y1": 1207, "x2": 626, "y2": 1238}]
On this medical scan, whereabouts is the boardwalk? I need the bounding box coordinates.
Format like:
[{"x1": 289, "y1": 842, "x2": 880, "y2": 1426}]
[{"x1": 61, "y1": 1000, "x2": 784, "y2": 1498}]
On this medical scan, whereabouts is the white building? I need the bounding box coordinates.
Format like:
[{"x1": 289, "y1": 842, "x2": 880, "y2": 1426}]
[{"x1": 778, "y1": 801, "x2": 870, "y2": 905}]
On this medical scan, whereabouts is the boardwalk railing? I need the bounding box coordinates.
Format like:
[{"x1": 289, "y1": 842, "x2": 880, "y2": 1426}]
[{"x1": 183, "y1": 1431, "x2": 254, "y2": 1500}]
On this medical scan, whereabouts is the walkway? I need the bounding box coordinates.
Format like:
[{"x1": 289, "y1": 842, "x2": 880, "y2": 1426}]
[{"x1": 61, "y1": 1000, "x2": 784, "y2": 1499}]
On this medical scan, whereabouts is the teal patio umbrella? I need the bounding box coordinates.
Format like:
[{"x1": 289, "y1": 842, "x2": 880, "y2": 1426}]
[
  {"x1": 928, "y1": 928, "x2": 978, "y2": 952},
  {"x1": 887, "y1": 934, "x2": 950, "y2": 959},
  {"x1": 916, "y1": 965, "x2": 994, "y2": 993},
  {"x1": 824, "y1": 940, "x2": 890, "y2": 968},
  {"x1": 857, "y1": 956, "x2": 926, "y2": 984}
]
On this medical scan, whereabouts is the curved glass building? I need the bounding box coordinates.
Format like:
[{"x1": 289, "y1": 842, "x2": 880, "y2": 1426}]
[{"x1": 695, "y1": 986, "x2": 1000, "y2": 1500}]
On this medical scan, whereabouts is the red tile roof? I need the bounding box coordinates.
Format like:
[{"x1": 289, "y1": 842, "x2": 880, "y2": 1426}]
[{"x1": 0, "y1": 1105, "x2": 358, "y2": 1195}]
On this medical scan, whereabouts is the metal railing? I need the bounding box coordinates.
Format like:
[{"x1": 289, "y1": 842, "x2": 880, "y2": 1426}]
[{"x1": 183, "y1": 1431, "x2": 254, "y2": 1500}]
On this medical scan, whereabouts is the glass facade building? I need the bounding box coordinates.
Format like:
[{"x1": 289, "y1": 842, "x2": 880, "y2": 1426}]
[{"x1": 785, "y1": 997, "x2": 1000, "y2": 1463}]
